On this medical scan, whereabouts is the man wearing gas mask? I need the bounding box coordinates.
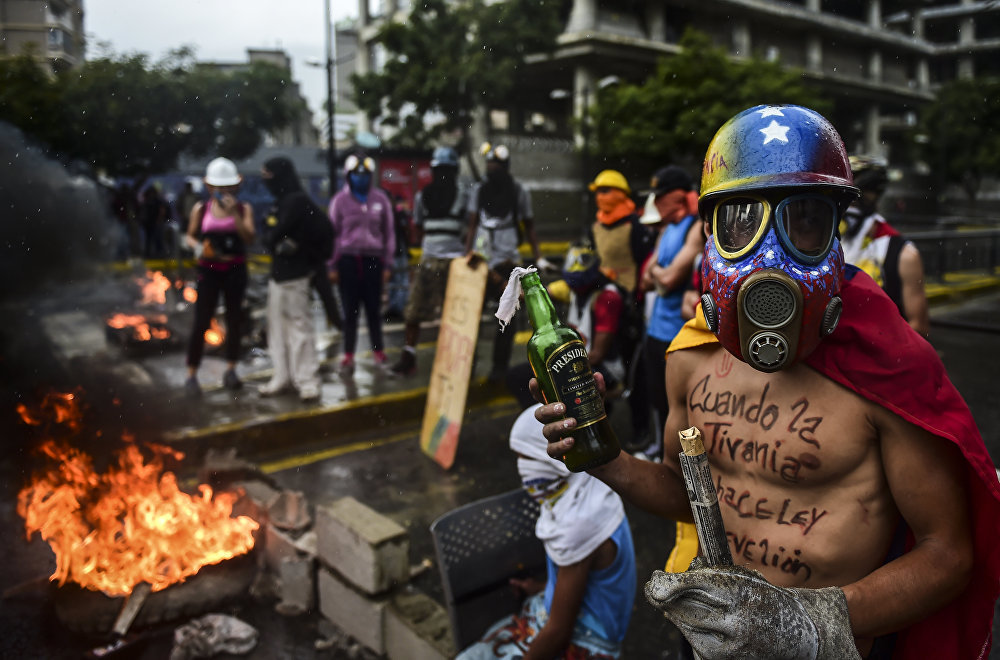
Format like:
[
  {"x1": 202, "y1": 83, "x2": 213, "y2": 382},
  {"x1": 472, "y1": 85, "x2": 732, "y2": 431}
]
[{"x1": 531, "y1": 105, "x2": 1000, "y2": 659}]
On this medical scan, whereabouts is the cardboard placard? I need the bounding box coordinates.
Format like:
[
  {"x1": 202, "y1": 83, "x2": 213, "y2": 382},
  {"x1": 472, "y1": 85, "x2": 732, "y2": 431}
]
[{"x1": 420, "y1": 258, "x2": 489, "y2": 469}]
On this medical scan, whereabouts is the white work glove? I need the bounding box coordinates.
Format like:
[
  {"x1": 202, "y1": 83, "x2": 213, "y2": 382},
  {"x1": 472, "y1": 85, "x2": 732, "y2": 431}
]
[
  {"x1": 645, "y1": 559, "x2": 860, "y2": 660},
  {"x1": 535, "y1": 256, "x2": 556, "y2": 272}
]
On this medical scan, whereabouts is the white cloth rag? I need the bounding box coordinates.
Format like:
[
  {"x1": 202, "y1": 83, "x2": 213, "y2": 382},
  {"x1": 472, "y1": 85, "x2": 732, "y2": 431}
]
[
  {"x1": 508, "y1": 405, "x2": 625, "y2": 566},
  {"x1": 495, "y1": 266, "x2": 538, "y2": 332}
]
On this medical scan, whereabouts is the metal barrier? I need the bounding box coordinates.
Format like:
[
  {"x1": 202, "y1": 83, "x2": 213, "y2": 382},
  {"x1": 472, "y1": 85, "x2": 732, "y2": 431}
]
[{"x1": 905, "y1": 229, "x2": 1000, "y2": 280}]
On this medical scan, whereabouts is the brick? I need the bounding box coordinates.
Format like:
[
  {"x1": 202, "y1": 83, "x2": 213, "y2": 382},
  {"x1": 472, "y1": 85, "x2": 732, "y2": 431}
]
[
  {"x1": 232, "y1": 480, "x2": 280, "y2": 524},
  {"x1": 264, "y1": 525, "x2": 316, "y2": 573},
  {"x1": 317, "y1": 567, "x2": 387, "y2": 654},
  {"x1": 276, "y1": 554, "x2": 315, "y2": 615},
  {"x1": 385, "y1": 589, "x2": 454, "y2": 660},
  {"x1": 315, "y1": 497, "x2": 409, "y2": 595}
]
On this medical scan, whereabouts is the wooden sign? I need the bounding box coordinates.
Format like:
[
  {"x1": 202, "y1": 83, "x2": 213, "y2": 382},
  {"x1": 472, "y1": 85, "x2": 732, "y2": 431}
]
[{"x1": 420, "y1": 258, "x2": 489, "y2": 469}]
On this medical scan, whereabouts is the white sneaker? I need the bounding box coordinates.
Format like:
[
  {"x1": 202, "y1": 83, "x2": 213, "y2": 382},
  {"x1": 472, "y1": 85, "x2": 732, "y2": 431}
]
[
  {"x1": 259, "y1": 381, "x2": 292, "y2": 397},
  {"x1": 299, "y1": 385, "x2": 320, "y2": 402}
]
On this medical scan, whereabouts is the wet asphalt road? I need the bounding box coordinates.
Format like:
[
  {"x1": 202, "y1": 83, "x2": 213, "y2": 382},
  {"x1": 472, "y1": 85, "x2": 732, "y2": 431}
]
[{"x1": 0, "y1": 289, "x2": 998, "y2": 658}]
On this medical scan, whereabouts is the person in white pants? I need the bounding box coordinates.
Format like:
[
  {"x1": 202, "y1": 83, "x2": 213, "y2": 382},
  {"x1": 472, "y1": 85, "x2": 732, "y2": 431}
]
[
  {"x1": 259, "y1": 156, "x2": 324, "y2": 402},
  {"x1": 263, "y1": 277, "x2": 320, "y2": 399}
]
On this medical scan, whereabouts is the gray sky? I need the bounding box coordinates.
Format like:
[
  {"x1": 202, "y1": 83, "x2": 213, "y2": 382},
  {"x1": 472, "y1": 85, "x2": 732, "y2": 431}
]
[{"x1": 84, "y1": 0, "x2": 357, "y2": 125}]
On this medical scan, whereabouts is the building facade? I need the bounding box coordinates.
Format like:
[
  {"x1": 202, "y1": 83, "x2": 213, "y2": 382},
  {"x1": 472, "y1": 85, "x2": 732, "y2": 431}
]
[
  {"x1": 349, "y1": 0, "x2": 998, "y2": 226},
  {"x1": 0, "y1": 0, "x2": 85, "y2": 72}
]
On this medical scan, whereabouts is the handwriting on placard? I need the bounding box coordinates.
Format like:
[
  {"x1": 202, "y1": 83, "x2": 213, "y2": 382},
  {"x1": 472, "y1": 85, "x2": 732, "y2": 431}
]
[
  {"x1": 715, "y1": 474, "x2": 827, "y2": 535},
  {"x1": 727, "y1": 532, "x2": 813, "y2": 581}
]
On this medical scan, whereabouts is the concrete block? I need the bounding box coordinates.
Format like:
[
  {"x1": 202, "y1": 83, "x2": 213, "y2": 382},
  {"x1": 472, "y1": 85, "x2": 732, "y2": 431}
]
[
  {"x1": 318, "y1": 567, "x2": 387, "y2": 654},
  {"x1": 232, "y1": 479, "x2": 280, "y2": 524},
  {"x1": 264, "y1": 525, "x2": 316, "y2": 573},
  {"x1": 276, "y1": 554, "x2": 315, "y2": 615},
  {"x1": 385, "y1": 589, "x2": 455, "y2": 660},
  {"x1": 315, "y1": 497, "x2": 409, "y2": 595}
]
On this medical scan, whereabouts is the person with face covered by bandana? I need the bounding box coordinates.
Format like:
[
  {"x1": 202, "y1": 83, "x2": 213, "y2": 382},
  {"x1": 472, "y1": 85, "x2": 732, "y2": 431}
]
[
  {"x1": 259, "y1": 156, "x2": 325, "y2": 402},
  {"x1": 328, "y1": 153, "x2": 395, "y2": 376},
  {"x1": 587, "y1": 170, "x2": 655, "y2": 296},
  {"x1": 841, "y1": 156, "x2": 929, "y2": 337},
  {"x1": 465, "y1": 143, "x2": 549, "y2": 381},
  {"x1": 530, "y1": 106, "x2": 1000, "y2": 659},
  {"x1": 455, "y1": 404, "x2": 636, "y2": 660}
]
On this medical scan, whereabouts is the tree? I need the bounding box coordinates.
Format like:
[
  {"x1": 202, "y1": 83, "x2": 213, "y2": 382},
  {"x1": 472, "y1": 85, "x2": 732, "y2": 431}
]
[
  {"x1": 0, "y1": 50, "x2": 301, "y2": 177},
  {"x1": 917, "y1": 77, "x2": 1000, "y2": 202},
  {"x1": 351, "y1": 0, "x2": 562, "y2": 150},
  {"x1": 593, "y1": 30, "x2": 830, "y2": 172}
]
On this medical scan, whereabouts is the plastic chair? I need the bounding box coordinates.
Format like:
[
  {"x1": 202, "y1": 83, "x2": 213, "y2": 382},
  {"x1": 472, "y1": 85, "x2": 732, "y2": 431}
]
[{"x1": 430, "y1": 488, "x2": 546, "y2": 650}]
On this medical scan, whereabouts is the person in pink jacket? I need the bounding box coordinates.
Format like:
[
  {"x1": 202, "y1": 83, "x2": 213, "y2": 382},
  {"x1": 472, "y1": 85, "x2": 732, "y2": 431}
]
[{"x1": 327, "y1": 154, "x2": 395, "y2": 375}]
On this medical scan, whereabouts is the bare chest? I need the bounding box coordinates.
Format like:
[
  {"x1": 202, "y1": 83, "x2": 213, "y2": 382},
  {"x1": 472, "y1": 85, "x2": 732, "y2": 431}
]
[
  {"x1": 680, "y1": 349, "x2": 895, "y2": 586},
  {"x1": 683, "y1": 349, "x2": 877, "y2": 488}
]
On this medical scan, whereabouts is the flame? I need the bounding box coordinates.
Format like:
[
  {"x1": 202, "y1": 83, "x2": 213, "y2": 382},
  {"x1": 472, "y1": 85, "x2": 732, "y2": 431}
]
[
  {"x1": 17, "y1": 390, "x2": 84, "y2": 431},
  {"x1": 136, "y1": 270, "x2": 172, "y2": 306},
  {"x1": 16, "y1": 396, "x2": 258, "y2": 597},
  {"x1": 107, "y1": 313, "x2": 170, "y2": 342},
  {"x1": 183, "y1": 287, "x2": 197, "y2": 303},
  {"x1": 204, "y1": 318, "x2": 224, "y2": 346}
]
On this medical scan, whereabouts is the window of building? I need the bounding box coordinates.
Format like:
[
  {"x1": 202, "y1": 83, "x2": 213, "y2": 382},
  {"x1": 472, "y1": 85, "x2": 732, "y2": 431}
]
[{"x1": 48, "y1": 28, "x2": 66, "y2": 52}]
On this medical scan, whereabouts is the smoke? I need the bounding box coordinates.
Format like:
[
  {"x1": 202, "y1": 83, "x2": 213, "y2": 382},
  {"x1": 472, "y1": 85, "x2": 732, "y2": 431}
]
[{"x1": 0, "y1": 121, "x2": 112, "y2": 302}]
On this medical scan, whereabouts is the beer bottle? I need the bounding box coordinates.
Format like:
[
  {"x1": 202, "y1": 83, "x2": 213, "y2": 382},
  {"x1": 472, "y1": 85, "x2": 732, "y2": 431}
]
[{"x1": 521, "y1": 271, "x2": 620, "y2": 471}]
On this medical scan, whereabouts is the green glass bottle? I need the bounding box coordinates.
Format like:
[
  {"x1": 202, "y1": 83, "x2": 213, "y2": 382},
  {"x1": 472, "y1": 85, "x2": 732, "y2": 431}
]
[{"x1": 521, "y1": 271, "x2": 620, "y2": 472}]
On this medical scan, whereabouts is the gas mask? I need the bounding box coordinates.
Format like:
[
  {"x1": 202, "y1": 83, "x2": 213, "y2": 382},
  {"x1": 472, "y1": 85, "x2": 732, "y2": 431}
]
[
  {"x1": 696, "y1": 104, "x2": 859, "y2": 372},
  {"x1": 700, "y1": 192, "x2": 845, "y2": 372}
]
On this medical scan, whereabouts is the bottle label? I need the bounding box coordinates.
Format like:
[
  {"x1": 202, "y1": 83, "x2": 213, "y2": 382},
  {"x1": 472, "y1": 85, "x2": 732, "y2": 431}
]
[{"x1": 545, "y1": 340, "x2": 607, "y2": 428}]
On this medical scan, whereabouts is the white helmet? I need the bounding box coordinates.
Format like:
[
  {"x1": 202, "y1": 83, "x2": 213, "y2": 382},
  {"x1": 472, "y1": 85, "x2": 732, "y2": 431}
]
[{"x1": 204, "y1": 157, "x2": 241, "y2": 186}]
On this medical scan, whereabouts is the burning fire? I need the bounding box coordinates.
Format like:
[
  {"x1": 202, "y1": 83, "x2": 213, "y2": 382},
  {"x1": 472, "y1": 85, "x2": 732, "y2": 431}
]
[
  {"x1": 204, "y1": 318, "x2": 225, "y2": 346},
  {"x1": 183, "y1": 286, "x2": 197, "y2": 303},
  {"x1": 136, "y1": 270, "x2": 172, "y2": 306},
  {"x1": 16, "y1": 392, "x2": 259, "y2": 597},
  {"x1": 107, "y1": 313, "x2": 171, "y2": 341}
]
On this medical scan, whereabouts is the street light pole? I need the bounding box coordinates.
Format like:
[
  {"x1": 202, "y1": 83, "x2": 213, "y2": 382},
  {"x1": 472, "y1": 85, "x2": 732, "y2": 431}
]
[{"x1": 324, "y1": 0, "x2": 337, "y2": 193}]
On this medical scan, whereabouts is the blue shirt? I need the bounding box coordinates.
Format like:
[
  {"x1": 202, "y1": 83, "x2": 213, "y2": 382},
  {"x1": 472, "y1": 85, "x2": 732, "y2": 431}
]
[
  {"x1": 647, "y1": 214, "x2": 698, "y2": 343},
  {"x1": 543, "y1": 518, "x2": 636, "y2": 643}
]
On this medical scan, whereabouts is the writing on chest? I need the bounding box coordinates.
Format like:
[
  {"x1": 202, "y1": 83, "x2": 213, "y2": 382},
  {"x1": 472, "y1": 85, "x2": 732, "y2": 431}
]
[{"x1": 687, "y1": 373, "x2": 830, "y2": 484}]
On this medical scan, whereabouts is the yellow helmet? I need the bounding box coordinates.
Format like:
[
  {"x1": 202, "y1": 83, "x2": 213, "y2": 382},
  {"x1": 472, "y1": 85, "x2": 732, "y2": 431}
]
[{"x1": 588, "y1": 169, "x2": 631, "y2": 194}]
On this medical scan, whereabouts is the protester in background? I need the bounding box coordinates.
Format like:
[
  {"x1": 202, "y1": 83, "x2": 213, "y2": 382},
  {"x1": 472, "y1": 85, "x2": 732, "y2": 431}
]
[
  {"x1": 466, "y1": 143, "x2": 550, "y2": 382},
  {"x1": 842, "y1": 155, "x2": 929, "y2": 337},
  {"x1": 587, "y1": 169, "x2": 655, "y2": 453},
  {"x1": 328, "y1": 153, "x2": 395, "y2": 376},
  {"x1": 635, "y1": 165, "x2": 704, "y2": 460},
  {"x1": 391, "y1": 147, "x2": 470, "y2": 377},
  {"x1": 182, "y1": 158, "x2": 254, "y2": 397},
  {"x1": 259, "y1": 156, "x2": 323, "y2": 402},
  {"x1": 110, "y1": 182, "x2": 136, "y2": 261},
  {"x1": 139, "y1": 184, "x2": 168, "y2": 258},
  {"x1": 457, "y1": 404, "x2": 636, "y2": 659},
  {"x1": 384, "y1": 193, "x2": 413, "y2": 323},
  {"x1": 587, "y1": 170, "x2": 655, "y2": 295}
]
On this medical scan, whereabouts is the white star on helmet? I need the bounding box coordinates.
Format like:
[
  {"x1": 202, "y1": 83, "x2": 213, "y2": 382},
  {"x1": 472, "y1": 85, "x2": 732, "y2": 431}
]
[{"x1": 760, "y1": 120, "x2": 790, "y2": 145}]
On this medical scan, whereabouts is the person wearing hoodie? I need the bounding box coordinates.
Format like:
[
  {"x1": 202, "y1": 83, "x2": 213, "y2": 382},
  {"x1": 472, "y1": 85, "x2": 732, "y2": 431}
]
[
  {"x1": 259, "y1": 156, "x2": 323, "y2": 402},
  {"x1": 327, "y1": 153, "x2": 395, "y2": 376}
]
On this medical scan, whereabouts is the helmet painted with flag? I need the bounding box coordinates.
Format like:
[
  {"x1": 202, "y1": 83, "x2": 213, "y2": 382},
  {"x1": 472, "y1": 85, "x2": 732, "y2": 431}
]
[
  {"x1": 562, "y1": 243, "x2": 604, "y2": 292},
  {"x1": 698, "y1": 105, "x2": 860, "y2": 373}
]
